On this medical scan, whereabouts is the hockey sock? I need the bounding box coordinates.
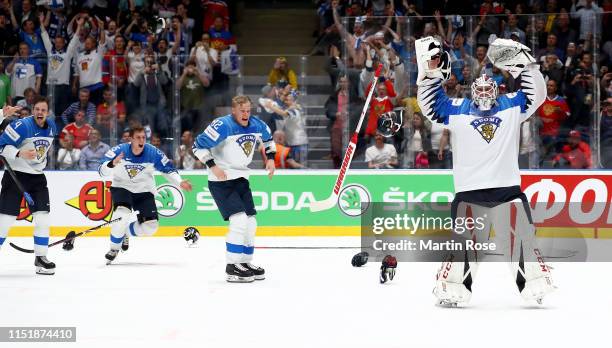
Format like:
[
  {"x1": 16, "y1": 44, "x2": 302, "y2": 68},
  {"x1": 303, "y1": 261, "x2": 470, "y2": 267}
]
[
  {"x1": 109, "y1": 206, "x2": 132, "y2": 250},
  {"x1": 32, "y1": 212, "x2": 51, "y2": 256},
  {"x1": 226, "y1": 212, "x2": 248, "y2": 264},
  {"x1": 243, "y1": 216, "x2": 257, "y2": 262},
  {"x1": 0, "y1": 214, "x2": 16, "y2": 250},
  {"x1": 127, "y1": 220, "x2": 159, "y2": 237}
]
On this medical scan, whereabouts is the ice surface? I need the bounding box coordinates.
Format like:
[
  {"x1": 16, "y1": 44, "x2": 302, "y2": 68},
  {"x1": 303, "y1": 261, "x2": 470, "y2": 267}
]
[{"x1": 0, "y1": 237, "x2": 610, "y2": 348}]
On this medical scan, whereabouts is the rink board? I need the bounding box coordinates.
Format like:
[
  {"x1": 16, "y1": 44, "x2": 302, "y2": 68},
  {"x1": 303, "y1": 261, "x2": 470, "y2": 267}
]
[{"x1": 1, "y1": 169, "x2": 611, "y2": 238}]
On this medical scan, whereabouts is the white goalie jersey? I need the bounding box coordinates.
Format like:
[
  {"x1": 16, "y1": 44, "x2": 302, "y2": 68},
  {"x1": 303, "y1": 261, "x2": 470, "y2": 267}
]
[{"x1": 417, "y1": 66, "x2": 546, "y2": 193}]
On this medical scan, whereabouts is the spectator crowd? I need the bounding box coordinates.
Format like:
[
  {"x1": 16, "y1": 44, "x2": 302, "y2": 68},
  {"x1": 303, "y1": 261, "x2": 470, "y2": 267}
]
[
  {"x1": 0, "y1": 0, "x2": 239, "y2": 169},
  {"x1": 315, "y1": 0, "x2": 611, "y2": 169},
  {"x1": 0, "y1": 0, "x2": 610, "y2": 171}
]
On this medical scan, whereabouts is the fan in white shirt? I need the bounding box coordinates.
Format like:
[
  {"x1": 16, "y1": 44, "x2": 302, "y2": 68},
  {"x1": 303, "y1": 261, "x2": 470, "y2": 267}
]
[{"x1": 365, "y1": 133, "x2": 398, "y2": 169}]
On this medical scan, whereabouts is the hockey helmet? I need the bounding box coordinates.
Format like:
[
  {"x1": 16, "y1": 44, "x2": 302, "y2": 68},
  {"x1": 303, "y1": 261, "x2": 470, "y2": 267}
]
[
  {"x1": 377, "y1": 109, "x2": 403, "y2": 137},
  {"x1": 183, "y1": 227, "x2": 200, "y2": 246},
  {"x1": 472, "y1": 74, "x2": 498, "y2": 111}
]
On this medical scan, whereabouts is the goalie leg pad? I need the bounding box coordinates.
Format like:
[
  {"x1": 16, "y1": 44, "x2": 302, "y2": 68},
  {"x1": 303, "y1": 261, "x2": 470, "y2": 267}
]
[
  {"x1": 488, "y1": 199, "x2": 556, "y2": 302},
  {"x1": 433, "y1": 252, "x2": 478, "y2": 305}
]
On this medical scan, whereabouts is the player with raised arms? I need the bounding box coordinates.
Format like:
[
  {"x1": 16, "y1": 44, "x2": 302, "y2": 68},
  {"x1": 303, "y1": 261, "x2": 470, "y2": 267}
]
[
  {"x1": 193, "y1": 95, "x2": 276, "y2": 283},
  {"x1": 412, "y1": 36, "x2": 555, "y2": 306},
  {"x1": 0, "y1": 98, "x2": 57, "y2": 274},
  {"x1": 99, "y1": 125, "x2": 192, "y2": 264}
]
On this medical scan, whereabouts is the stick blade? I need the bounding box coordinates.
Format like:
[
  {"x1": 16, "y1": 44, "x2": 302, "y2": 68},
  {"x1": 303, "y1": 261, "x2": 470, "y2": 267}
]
[
  {"x1": 309, "y1": 195, "x2": 338, "y2": 212},
  {"x1": 9, "y1": 242, "x2": 34, "y2": 253}
]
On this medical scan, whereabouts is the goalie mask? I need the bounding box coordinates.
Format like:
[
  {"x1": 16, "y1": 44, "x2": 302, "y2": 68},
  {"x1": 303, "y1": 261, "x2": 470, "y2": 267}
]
[
  {"x1": 471, "y1": 75, "x2": 498, "y2": 111},
  {"x1": 377, "y1": 109, "x2": 403, "y2": 137}
]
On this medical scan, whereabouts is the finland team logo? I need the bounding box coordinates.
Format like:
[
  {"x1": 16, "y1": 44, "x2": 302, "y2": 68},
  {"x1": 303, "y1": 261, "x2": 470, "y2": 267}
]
[
  {"x1": 124, "y1": 164, "x2": 145, "y2": 179},
  {"x1": 470, "y1": 117, "x2": 502, "y2": 143},
  {"x1": 33, "y1": 139, "x2": 50, "y2": 160},
  {"x1": 338, "y1": 184, "x2": 371, "y2": 217},
  {"x1": 155, "y1": 184, "x2": 185, "y2": 217},
  {"x1": 236, "y1": 134, "x2": 256, "y2": 156}
]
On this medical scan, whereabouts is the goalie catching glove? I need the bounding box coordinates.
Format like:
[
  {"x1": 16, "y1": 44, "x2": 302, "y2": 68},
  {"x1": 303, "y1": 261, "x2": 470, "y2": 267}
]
[{"x1": 487, "y1": 38, "x2": 536, "y2": 78}]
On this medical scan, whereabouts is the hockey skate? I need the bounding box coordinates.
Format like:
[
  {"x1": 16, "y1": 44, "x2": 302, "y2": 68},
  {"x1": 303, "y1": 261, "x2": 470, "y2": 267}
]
[
  {"x1": 105, "y1": 249, "x2": 119, "y2": 265},
  {"x1": 519, "y1": 275, "x2": 556, "y2": 305},
  {"x1": 226, "y1": 264, "x2": 255, "y2": 283},
  {"x1": 241, "y1": 263, "x2": 265, "y2": 280},
  {"x1": 121, "y1": 234, "x2": 129, "y2": 252},
  {"x1": 35, "y1": 256, "x2": 55, "y2": 275},
  {"x1": 433, "y1": 281, "x2": 472, "y2": 307}
]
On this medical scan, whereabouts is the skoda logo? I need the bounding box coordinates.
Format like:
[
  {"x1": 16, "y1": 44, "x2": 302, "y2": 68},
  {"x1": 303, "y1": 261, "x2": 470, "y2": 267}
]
[
  {"x1": 338, "y1": 184, "x2": 371, "y2": 217},
  {"x1": 155, "y1": 184, "x2": 185, "y2": 217}
]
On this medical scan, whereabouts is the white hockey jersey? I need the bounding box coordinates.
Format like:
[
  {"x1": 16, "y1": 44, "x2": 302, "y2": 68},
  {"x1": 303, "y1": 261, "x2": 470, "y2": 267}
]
[
  {"x1": 193, "y1": 115, "x2": 275, "y2": 181},
  {"x1": 417, "y1": 66, "x2": 546, "y2": 193},
  {"x1": 98, "y1": 143, "x2": 182, "y2": 195},
  {"x1": 0, "y1": 116, "x2": 57, "y2": 174}
]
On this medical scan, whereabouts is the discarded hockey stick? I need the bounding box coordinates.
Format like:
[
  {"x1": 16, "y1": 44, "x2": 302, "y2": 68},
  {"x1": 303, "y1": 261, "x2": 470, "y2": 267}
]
[
  {"x1": 309, "y1": 64, "x2": 383, "y2": 212},
  {"x1": 0, "y1": 155, "x2": 35, "y2": 207},
  {"x1": 9, "y1": 217, "x2": 122, "y2": 254}
]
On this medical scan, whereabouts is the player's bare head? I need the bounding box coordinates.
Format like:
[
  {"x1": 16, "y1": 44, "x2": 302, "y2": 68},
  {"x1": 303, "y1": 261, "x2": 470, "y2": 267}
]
[
  {"x1": 33, "y1": 97, "x2": 49, "y2": 126},
  {"x1": 232, "y1": 95, "x2": 252, "y2": 126},
  {"x1": 129, "y1": 125, "x2": 146, "y2": 149},
  {"x1": 471, "y1": 75, "x2": 498, "y2": 111}
]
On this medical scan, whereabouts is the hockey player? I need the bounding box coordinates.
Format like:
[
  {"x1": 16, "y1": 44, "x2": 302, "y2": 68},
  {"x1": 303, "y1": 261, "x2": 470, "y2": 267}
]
[
  {"x1": 193, "y1": 95, "x2": 276, "y2": 283},
  {"x1": 0, "y1": 98, "x2": 57, "y2": 274},
  {"x1": 98, "y1": 125, "x2": 192, "y2": 264},
  {"x1": 414, "y1": 37, "x2": 554, "y2": 306}
]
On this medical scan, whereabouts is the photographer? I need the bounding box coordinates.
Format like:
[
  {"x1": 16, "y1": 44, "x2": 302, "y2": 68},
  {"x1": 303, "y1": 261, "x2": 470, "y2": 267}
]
[
  {"x1": 177, "y1": 59, "x2": 210, "y2": 132},
  {"x1": 565, "y1": 52, "x2": 595, "y2": 130},
  {"x1": 133, "y1": 55, "x2": 169, "y2": 137}
]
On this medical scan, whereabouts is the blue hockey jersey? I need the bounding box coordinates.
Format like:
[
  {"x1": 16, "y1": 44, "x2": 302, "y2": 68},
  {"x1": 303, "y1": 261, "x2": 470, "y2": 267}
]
[
  {"x1": 99, "y1": 143, "x2": 182, "y2": 194},
  {"x1": 193, "y1": 115, "x2": 275, "y2": 181},
  {"x1": 0, "y1": 116, "x2": 57, "y2": 174}
]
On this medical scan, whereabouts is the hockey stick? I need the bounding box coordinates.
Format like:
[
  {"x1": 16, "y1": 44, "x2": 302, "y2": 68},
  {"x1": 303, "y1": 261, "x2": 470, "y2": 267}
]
[
  {"x1": 309, "y1": 64, "x2": 384, "y2": 212},
  {"x1": 0, "y1": 155, "x2": 35, "y2": 207},
  {"x1": 9, "y1": 217, "x2": 122, "y2": 254}
]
